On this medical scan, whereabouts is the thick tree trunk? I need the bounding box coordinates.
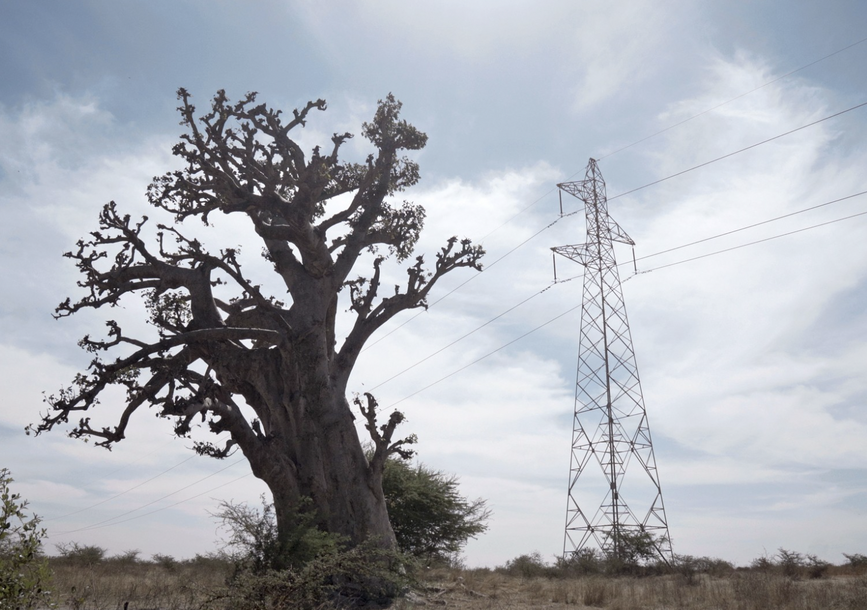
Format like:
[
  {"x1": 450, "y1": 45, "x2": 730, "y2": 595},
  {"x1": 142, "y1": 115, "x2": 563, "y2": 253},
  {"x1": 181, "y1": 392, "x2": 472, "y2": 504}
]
[
  {"x1": 249, "y1": 398, "x2": 396, "y2": 549},
  {"x1": 217, "y1": 327, "x2": 396, "y2": 551}
]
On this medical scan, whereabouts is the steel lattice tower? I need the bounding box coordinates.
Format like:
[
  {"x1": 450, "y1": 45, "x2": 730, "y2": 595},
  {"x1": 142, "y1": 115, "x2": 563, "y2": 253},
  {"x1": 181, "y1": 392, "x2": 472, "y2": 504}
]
[{"x1": 553, "y1": 158, "x2": 672, "y2": 563}]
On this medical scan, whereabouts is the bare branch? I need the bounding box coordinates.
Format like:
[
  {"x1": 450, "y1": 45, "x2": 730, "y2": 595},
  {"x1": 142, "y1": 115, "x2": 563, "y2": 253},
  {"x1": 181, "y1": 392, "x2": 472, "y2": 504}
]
[
  {"x1": 335, "y1": 236, "x2": 484, "y2": 379},
  {"x1": 355, "y1": 392, "x2": 416, "y2": 477}
]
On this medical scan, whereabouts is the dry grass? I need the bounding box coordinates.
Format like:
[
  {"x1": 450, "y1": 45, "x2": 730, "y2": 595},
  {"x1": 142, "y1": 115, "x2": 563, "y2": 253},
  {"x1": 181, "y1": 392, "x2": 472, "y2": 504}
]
[
  {"x1": 41, "y1": 559, "x2": 867, "y2": 610},
  {"x1": 395, "y1": 567, "x2": 867, "y2": 610},
  {"x1": 46, "y1": 559, "x2": 229, "y2": 610}
]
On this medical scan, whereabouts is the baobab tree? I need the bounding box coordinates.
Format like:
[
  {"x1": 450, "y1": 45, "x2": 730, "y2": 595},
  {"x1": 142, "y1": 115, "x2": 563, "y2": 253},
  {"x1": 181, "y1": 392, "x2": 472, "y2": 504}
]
[{"x1": 30, "y1": 89, "x2": 483, "y2": 550}]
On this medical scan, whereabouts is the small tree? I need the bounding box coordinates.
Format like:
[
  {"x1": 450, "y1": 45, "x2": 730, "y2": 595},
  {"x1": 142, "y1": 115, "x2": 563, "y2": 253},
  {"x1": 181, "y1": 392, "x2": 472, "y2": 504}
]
[
  {"x1": 601, "y1": 530, "x2": 668, "y2": 574},
  {"x1": 0, "y1": 469, "x2": 52, "y2": 610},
  {"x1": 381, "y1": 457, "x2": 490, "y2": 562}
]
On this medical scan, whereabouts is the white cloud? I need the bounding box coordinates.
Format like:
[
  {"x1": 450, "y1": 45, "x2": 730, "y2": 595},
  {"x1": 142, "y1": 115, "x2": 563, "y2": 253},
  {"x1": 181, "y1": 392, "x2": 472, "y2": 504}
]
[
  {"x1": 289, "y1": 0, "x2": 572, "y2": 64},
  {"x1": 565, "y1": 0, "x2": 675, "y2": 111},
  {"x1": 350, "y1": 52, "x2": 867, "y2": 565},
  {"x1": 2, "y1": 36, "x2": 866, "y2": 567}
]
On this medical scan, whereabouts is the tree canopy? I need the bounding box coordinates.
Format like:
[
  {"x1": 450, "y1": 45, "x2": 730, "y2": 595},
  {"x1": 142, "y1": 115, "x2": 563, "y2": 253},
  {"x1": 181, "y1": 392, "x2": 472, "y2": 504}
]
[{"x1": 30, "y1": 89, "x2": 484, "y2": 548}]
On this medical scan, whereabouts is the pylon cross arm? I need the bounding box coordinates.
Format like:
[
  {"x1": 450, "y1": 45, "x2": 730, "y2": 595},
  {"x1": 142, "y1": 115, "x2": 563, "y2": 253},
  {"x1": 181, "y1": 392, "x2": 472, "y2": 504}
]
[
  {"x1": 607, "y1": 217, "x2": 635, "y2": 246},
  {"x1": 552, "y1": 244, "x2": 593, "y2": 267},
  {"x1": 557, "y1": 180, "x2": 588, "y2": 200}
]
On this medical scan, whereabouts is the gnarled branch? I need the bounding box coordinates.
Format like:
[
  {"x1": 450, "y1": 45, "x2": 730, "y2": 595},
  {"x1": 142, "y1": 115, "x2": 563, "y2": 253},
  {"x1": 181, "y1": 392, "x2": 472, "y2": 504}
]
[{"x1": 355, "y1": 392, "x2": 416, "y2": 478}]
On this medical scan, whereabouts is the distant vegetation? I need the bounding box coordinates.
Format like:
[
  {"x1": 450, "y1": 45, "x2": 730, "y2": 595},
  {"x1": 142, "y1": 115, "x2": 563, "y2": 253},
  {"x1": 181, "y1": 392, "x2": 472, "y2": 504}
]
[
  {"x1": 37, "y1": 544, "x2": 867, "y2": 609},
  {"x1": 4, "y1": 469, "x2": 867, "y2": 609}
]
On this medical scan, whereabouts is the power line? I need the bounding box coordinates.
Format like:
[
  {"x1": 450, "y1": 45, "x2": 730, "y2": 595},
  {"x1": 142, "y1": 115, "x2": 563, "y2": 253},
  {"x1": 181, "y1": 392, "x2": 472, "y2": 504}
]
[
  {"x1": 484, "y1": 36, "x2": 867, "y2": 239},
  {"x1": 368, "y1": 283, "x2": 556, "y2": 391},
  {"x1": 634, "y1": 209, "x2": 867, "y2": 274},
  {"x1": 597, "y1": 35, "x2": 867, "y2": 161},
  {"x1": 46, "y1": 433, "x2": 234, "y2": 522},
  {"x1": 608, "y1": 100, "x2": 867, "y2": 202},
  {"x1": 380, "y1": 204, "x2": 867, "y2": 407},
  {"x1": 366, "y1": 101, "x2": 866, "y2": 353},
  {"x1": 477, "y1": 189, "x2": 557, "y2": 244},
  {"x1": 366, "y1": 65, "x2": 867, "y2": 352},
  {"x1": 68, "y1": 437, "x2": 178, "y2": 492},
  {"x1": 51, "y1": 472, "x2": 253, "y2": 535},
  {"x1": 53, "y1": 457, "x2": 246, "y2": 535},
  {"x1": 385, "y1": 303, "x2": 582, "y2": 409},
  {"x1": 362, "y1": 212, "x2": 575, "y2": 353},
  {"x1": 477, "y1": 172, "x2": 588, "y2": 244},
  {"x1": 367, "y1": 190, "x2": 866, "y2": 390},
  {"x1": 45, "y1": 454, "x2": 197, "y2": 521},
  {"x1": 632, "y1": 190, "x2": 867, "y2": 264}
]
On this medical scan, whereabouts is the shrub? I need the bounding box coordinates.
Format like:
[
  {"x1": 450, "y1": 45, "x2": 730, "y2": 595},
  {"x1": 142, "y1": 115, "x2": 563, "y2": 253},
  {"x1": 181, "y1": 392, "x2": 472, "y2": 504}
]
[
  {"x1": 805, "y1": 553, "x2": 830, "y2": 579},
  {"x1": 700, "y1": 556, "x2": 736, "y2": 577},
  {"x1": 213, "y1": 496, "x2": 340, "y2": 573},
  {"x1": 750, "y1": 553, "x2": 774, "y2": 572},
  {"x1": 672, "y1": 554, "x2": 735, "y2": 584},
  {"x1": 672, "y1": 554, "x2": 701, "y2": 585},
  {"x1": 776, "y1": 548, "x2": 805, "y2": 579},
  {"x1": 107, "y1": 549, "x2": 140, "y2": 566},
  {"x1": 204, "y1": 542, "x2": 410, "y2": 610},
  {"x1": 55, "y1": 542, "x2": 106, "y2": 566},
  {"x1": 185, "y1": 552, "x2": 231, "y2": 571},
  {"x1": 380, "y1": 457, "x2": 490, "y2": 563},
  {"x1": 844, "y1": 553, "x2": 867, "y2": 568},
  {"x1": 210, "y1": 496, "x2": 411, "y2": 608},
  {"x1": 499, "y1": 552, "x2": 549, "y2": 578},
  {"x1": 152, "y1": 553, "x2": 177, "y2": 570},
  {"x1": 603, "y1": 530, "x2": 664, "y2": 569},
  {"x1": 554, "y1": 548, "x2": 602, "y2": 576},
  {"x1": 0, "y1": 468, "x2": 53, "y2": 609}
]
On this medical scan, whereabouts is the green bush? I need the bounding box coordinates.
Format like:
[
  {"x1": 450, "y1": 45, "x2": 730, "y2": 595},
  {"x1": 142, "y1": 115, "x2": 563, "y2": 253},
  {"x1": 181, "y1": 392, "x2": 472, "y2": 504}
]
[
  {"x1": 603, "y1": 530, "x2": 665, "y2": 570},
  {"x1": 0, "y1": 468, "x2": 53, "y2": 610},
  {"x1": 381, "y1": 457, "x2": 490, "y2": 563}
]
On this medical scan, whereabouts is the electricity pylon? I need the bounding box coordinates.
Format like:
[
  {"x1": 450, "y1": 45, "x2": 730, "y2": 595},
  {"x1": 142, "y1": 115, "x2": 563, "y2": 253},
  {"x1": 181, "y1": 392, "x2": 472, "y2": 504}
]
[{"x1": 552, "y1": 158, "x2": 672, "y2": 563}]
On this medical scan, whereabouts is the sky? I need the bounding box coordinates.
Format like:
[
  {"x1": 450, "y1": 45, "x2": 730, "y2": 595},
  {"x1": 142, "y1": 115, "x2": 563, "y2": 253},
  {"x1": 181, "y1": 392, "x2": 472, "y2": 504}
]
[{"x1": 1, "y1": 0, "x2": 866, "y2": 568}]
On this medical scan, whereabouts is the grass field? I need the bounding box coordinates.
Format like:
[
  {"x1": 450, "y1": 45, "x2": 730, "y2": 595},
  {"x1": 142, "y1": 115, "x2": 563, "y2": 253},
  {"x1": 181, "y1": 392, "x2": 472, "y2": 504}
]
[
  {"x1": 42, "y1": 555, "x2": 867, "y2": 609},
  {"x1": 404, "y1": 568, "x2": 867, "y2": 609}
]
